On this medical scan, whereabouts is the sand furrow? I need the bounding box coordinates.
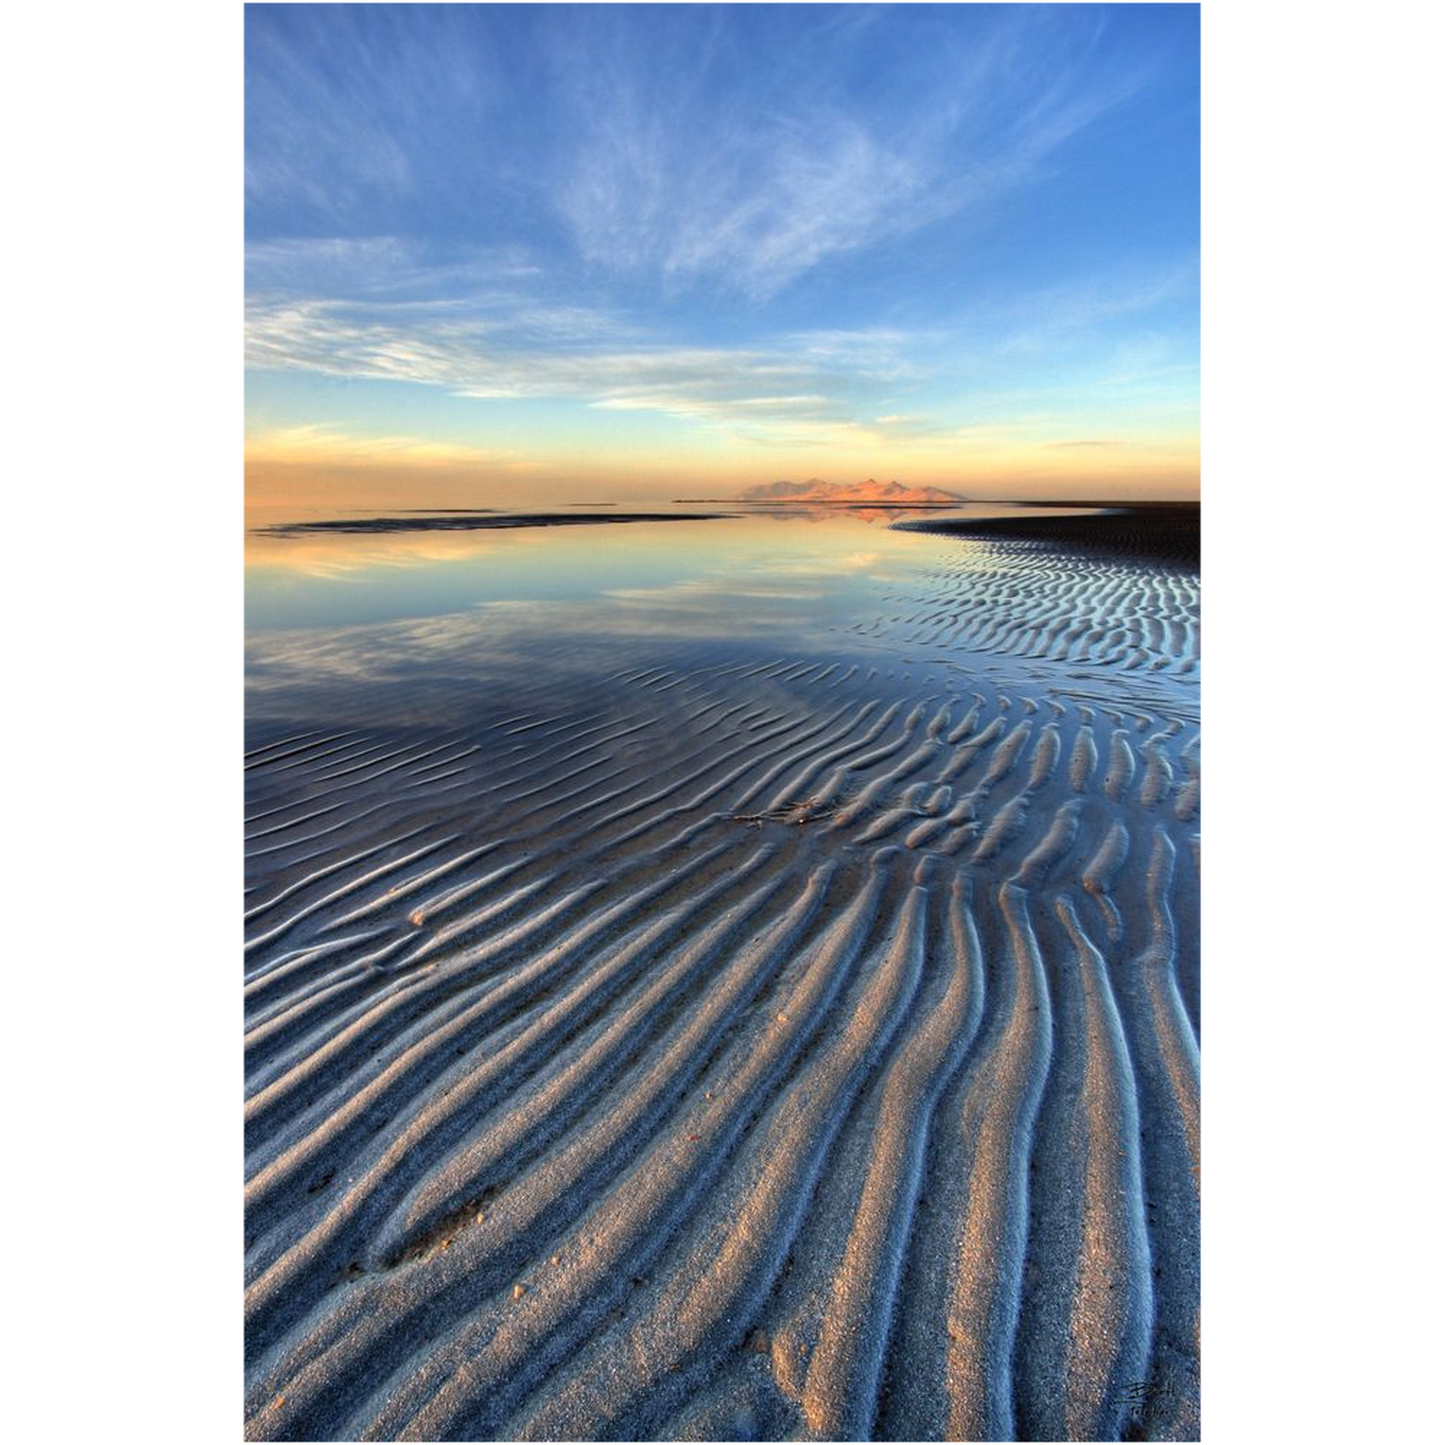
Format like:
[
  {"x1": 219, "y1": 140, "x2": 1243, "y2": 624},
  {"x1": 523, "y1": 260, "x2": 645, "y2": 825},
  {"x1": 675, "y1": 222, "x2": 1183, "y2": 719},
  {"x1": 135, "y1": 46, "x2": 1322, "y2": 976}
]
[
  {"x1": 244, "y1": 836, "x2": 457, "y2": 957},
  {"x1": 1011, "y1": 897, "x2": 1153, "y2": 1440},
  {"x1": 1111, "y1": 827, "x2": 1200, "y2": 1440},
  {"x1": 936, "y1": 882, "x2": 1054, "y2": 1441},
  {"x1": 797, "y1": 875, "x2": 986, "y2": 1439}
]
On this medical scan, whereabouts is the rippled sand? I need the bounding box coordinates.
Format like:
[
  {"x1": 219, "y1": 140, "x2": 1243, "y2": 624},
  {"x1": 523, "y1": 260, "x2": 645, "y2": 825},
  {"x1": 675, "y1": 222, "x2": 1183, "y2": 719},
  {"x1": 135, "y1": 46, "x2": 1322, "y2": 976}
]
[{"x1": 244, "y1": 510, "x2": 1200, "y2": 1441}]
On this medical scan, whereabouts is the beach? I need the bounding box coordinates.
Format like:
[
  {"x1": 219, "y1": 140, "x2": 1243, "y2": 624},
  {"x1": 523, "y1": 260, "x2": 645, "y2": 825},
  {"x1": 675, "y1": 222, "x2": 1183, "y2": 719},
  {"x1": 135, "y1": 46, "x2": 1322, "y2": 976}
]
[{"x1": 243, "y1": 505, "x2": 1200, "y2": 1441}]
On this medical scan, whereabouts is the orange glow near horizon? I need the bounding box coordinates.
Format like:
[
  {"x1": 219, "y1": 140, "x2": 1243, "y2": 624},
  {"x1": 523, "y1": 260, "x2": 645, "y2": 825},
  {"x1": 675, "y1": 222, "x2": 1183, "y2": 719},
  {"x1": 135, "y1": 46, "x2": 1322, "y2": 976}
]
[{"x1": 245, "y1": 432, "x2": 1201, "y2": 515}]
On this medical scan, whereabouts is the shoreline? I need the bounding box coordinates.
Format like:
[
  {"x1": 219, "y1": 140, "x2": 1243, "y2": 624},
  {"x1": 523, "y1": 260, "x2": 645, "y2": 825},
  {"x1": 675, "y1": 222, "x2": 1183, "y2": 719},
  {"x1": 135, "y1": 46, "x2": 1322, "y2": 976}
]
[
  {"x1": 258, "y1": 511, "x2": 739, "y2": 537},
  {"x1": 894, "y1": 503, "x2": 1201, "y2": 563}
]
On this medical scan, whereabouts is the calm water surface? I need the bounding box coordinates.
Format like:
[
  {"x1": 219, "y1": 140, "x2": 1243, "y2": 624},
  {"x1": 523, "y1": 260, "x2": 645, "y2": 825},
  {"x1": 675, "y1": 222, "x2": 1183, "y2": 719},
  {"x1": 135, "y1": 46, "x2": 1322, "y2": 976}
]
[{"x1": 245, "y1": 503, "x2": 1062, "y2": 734}]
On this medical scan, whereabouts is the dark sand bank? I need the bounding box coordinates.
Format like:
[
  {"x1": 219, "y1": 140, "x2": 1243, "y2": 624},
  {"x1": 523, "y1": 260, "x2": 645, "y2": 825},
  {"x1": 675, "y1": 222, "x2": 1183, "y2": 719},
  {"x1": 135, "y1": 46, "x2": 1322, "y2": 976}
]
[
  {"x1": 260, "y1": 512, "x2": 735, "y2": 537},
  {"x1": 896, "y1": 504, "x2": 1201, "y2": 564}
]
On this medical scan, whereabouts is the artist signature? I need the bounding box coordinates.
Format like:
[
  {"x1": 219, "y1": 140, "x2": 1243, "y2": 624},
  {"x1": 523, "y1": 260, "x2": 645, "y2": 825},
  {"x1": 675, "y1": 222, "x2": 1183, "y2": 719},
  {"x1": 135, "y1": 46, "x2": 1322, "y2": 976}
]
[{"x1": 1122, "y1": 1371, "x2": 1188, "y2": 1428}]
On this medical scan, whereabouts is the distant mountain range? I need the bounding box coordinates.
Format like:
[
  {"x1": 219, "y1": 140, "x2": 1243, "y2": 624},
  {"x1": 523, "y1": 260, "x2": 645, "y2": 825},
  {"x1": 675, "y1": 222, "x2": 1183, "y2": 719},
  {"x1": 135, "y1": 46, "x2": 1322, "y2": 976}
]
[{"x1": 735, "y1": 478, "x2": 965, "y2": 504}]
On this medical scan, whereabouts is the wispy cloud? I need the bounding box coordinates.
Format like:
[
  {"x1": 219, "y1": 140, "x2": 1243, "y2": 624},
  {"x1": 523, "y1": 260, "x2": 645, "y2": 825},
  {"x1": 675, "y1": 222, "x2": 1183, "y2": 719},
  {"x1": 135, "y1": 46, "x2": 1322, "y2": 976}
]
[
  {"x1": 247, "y1": 5, "x2": 1160, "y2": 303},
  {"x1": 245, "y1": 237, "x2": 544, "y2": 302},
  {"x1": 245, "y1": 240, "x2": 1197, "y2": 453},
  {"x1": 541, "y1": 6, "x2": 1148, "y2": 301},
  {"x1": 245, "y1": 288, "x2": 923, "y2": 433},
  {"x1": 556, "y1": 106, "x2": 929, "y2": 302}
]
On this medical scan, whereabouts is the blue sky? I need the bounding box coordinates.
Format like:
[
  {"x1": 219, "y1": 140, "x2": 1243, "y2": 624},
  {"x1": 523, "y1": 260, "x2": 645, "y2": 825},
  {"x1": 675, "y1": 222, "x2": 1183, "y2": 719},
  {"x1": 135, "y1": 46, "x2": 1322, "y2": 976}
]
[{"x1": 244, "y1": 3, "x2": 1199, "y2": 499}]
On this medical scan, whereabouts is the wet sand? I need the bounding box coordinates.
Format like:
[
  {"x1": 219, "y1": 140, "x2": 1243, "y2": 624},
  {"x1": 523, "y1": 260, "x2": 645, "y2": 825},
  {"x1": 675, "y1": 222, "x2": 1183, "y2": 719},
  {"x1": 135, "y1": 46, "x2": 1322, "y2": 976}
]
[
  {"x1": 897, "y1": 504, "x2": 1200, "y2": 563},
  {"x1": 244, "y1": 507, "x2": 1200, "y2": 1440}
]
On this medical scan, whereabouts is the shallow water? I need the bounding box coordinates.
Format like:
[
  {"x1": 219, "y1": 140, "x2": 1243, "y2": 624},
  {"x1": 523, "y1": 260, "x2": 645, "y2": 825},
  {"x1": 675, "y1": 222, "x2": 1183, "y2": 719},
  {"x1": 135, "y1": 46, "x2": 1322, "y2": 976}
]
[
  {"x1": 247, "y1": 503, "x2": 1191, "y2": 727},
  {"x1": 247, "y1": 504, "x2": 989, "y2": 629}
]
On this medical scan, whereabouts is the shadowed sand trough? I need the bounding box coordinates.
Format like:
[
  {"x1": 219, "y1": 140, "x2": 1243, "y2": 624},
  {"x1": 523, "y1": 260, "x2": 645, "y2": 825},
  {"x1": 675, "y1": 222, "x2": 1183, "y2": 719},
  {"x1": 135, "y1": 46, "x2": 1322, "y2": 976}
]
[{"x1": 244, "y1": 511, "x2": 1200, "y2": 1441}]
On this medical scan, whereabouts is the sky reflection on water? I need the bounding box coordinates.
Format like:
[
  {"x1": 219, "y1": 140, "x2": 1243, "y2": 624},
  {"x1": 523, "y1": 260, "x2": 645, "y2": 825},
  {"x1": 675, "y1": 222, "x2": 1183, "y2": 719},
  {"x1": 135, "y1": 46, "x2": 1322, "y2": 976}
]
[
  {"x1": 244, "y1": 505, "x2": 996, "y2": 732},
  {"x1": 245, "y1": 505, "x2": 980, "y2": 634},
  {"x1": 244, "y1": 500, "x2": 1196, "y2": 744}
]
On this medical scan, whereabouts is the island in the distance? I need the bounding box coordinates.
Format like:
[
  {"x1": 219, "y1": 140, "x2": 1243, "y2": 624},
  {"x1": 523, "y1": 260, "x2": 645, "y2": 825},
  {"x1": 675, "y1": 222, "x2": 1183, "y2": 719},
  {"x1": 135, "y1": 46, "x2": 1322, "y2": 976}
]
[
  {"x1": 741, "y1": 477, "x2": 967, "y2": 504},
  {"x1": 674, "y1": 478, "x2": 967, "y2": 505}
]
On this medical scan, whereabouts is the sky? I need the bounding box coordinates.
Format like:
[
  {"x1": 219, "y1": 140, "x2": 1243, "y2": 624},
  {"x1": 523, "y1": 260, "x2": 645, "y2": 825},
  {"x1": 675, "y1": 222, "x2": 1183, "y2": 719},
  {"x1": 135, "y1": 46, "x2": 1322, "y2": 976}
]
[{"x1": 244, "y1": 3, "x2": 1200, "y2": 506}]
